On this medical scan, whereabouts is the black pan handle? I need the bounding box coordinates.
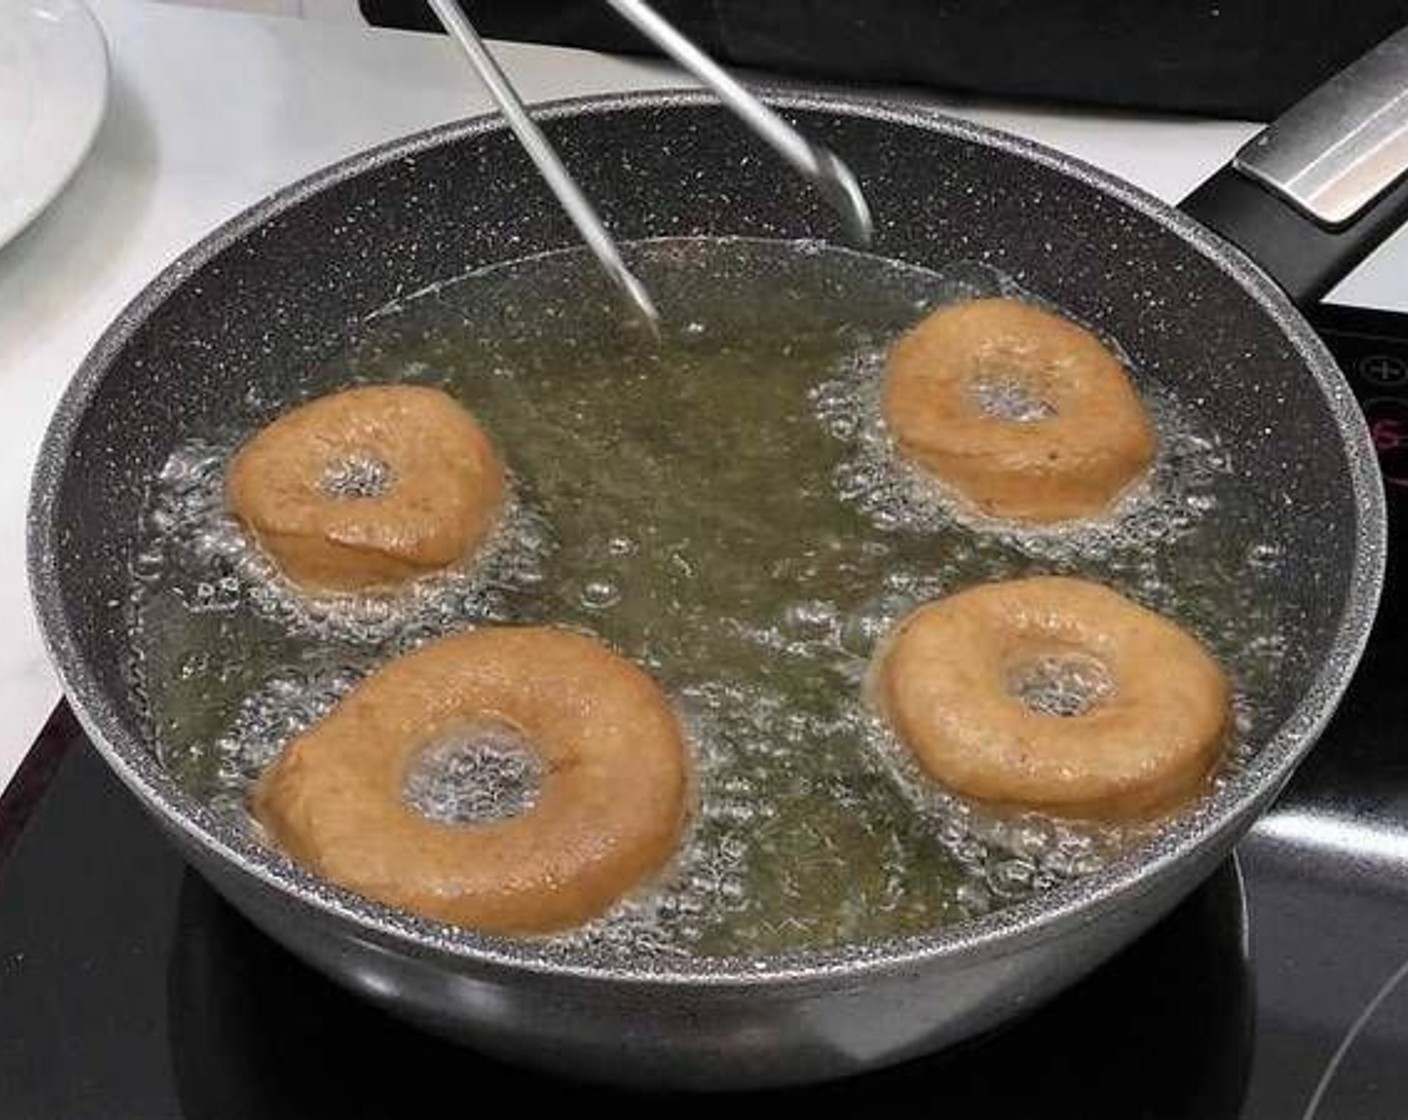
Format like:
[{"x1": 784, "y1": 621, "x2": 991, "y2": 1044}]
[{"x1": 1180, "y1": 26, "x2": 1408, "y2": 309}]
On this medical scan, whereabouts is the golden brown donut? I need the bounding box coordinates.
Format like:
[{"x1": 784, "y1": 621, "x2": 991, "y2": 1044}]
[
  {"x1": 883, "y1": 297, "x2": 1156, "y2": 522},
  {"x1": 227, "y1": 385, "x2": 505, "y2": 593},
  {"x1": 871, "y1": 576, "x2": 1229, "y2": 820},
  {"x1": 253, "y1": 627, "x2": 691, "y2": 935}
]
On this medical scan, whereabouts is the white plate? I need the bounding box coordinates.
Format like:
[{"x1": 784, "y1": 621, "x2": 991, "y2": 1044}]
[{"x1": 0, "y1": 0, "x2": 108, "y2": 250}]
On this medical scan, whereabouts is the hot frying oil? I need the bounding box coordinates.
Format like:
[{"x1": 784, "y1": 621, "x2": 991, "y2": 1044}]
[{"x1": 129, "y1": 239, "x2": 1288, "y2": 959}]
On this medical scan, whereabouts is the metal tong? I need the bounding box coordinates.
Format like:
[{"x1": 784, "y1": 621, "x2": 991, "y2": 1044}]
[{"x1": 424, "y1": 0, "x2": 874, "y2": 331}]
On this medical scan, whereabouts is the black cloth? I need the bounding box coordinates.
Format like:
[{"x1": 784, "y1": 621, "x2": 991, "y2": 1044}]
[{"x1": 358, "y1": 0, "x2": 1408, "y2": 119}]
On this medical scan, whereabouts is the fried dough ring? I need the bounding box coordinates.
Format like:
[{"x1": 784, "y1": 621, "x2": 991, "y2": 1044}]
[
  {"x1": 254, "y1": 627, "x2": 692, "y2": 934},
  {"x1": 883, "y1": 298, "x2": 1156, "y2": 522},
  {"x1": 227, "y1": 385, "x2": 505, "y2": 593},
  {"x1": 872, "y1": 577, "x2": 1229, "y2": 820}
]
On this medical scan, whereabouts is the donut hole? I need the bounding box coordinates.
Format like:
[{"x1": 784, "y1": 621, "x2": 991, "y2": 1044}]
[
  {"x1": 402, "y1": 719, "x2": 544, "y2": 824},
  {"x1": 320, "y1": 454, "x2": 393, "y2": 499},
  {"x1": 967, "y1": 372, "x2": 1057, "y2": 423},
  {"x1": 1005, "y1": 651, "x2": 1113, "y2": 717}
]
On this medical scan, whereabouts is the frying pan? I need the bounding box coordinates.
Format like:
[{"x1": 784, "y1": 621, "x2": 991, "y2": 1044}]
[{"x1": 26, "y1": 28, "x2": 1406, "y2": 1091}]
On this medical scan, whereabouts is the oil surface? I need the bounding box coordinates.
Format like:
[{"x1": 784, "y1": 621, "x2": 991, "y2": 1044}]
[{"x1": 128, "y1": 238, "x2": 1289, "y2": 959}]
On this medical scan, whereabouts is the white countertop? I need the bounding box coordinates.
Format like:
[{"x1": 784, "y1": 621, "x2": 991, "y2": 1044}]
[{"x1": 2, "y1": 0, "x2": 1406, "y2": 792}]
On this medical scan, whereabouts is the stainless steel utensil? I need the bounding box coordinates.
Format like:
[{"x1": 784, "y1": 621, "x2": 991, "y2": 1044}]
[
  {"x1": 426, "y1": 0, "x2": 872, "y2": 329},
  {"x1": 425, "y1": 0, "x2": 660, "y2": 331},
  {"x1": 604, "y1": 0, "x2": 873, "y2": 246}
]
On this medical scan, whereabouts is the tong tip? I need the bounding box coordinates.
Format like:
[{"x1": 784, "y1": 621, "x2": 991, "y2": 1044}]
[
  {"x1": 813, "y1": 147, "x2": 875, "y2": 248},
  {"x1": 614, "y1": 261, "x2": 663, "y2": 340}
]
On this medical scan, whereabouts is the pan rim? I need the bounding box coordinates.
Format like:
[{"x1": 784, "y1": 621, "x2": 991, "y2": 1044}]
[{"x1": 26, "y1": 87, "x2": 1387, "y2": 987}]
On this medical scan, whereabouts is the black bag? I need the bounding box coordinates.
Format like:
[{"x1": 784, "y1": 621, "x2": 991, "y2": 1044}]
[{"x1": 358, "y1": 0, "x2": 1408, "y2": 119}]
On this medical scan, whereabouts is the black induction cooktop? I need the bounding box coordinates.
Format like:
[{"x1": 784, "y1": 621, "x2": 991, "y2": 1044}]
[{"x1": 4, "y1": 304, "x2": 1408, "y2": 1119}]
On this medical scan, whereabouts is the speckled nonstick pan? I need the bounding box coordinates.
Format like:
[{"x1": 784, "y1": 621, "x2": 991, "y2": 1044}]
[{"x1": 27, "y1": 30, "x2": 1408, "y2": 1089}]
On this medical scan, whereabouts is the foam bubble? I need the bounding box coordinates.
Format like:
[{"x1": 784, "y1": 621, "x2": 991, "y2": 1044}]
[
  {"x1": 809, "y1": 332, "x2": 1232, "y2": 566},
  {"x1": 403, "y1": 724, "x2": 544, "y2": 824},
  {"x1": 135, "y1": 436, "x2": 553, "y2": 649},
  {"x1": 177, "y1": 663, "x2": 361, "y2": 833},
  {"x1": 859, "y1": 709, "x2": 1128, "y2": 889},
  {"x1": 1009, "y1": 653, "x2": 1113, "y2": 717}
]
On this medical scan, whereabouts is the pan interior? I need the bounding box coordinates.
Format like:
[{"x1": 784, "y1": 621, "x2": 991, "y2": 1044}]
[
  {"x1": 37, "y1": 99, "x2": 1372, "y2": 973},
  {"x1": 129, "y1": 236, "x2": 1290, "y2": 960}
]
